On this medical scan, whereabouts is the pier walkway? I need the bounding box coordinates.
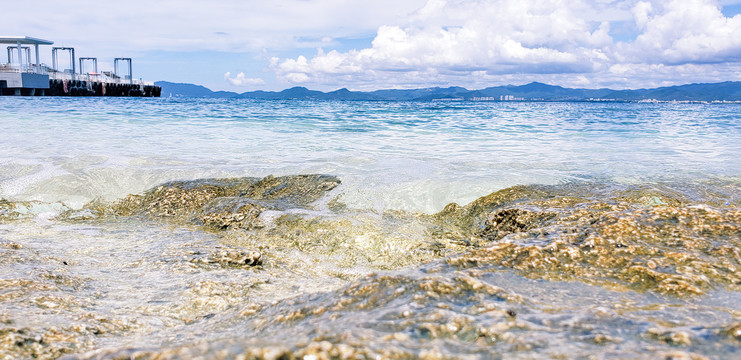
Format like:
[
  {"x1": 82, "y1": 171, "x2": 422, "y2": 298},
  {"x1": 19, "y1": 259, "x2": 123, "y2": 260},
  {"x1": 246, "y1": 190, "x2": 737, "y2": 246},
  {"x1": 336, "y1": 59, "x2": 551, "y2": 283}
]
[{"x1": 0, "y1": 36, "x2": 160, "y2": 97}]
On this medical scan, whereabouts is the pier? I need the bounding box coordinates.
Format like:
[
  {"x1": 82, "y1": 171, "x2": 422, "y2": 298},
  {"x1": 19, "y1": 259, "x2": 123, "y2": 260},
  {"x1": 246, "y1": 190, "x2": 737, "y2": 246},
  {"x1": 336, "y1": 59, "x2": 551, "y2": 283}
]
[{"x1": 0, "y1": 36, "x2": 160, "y2": 97}]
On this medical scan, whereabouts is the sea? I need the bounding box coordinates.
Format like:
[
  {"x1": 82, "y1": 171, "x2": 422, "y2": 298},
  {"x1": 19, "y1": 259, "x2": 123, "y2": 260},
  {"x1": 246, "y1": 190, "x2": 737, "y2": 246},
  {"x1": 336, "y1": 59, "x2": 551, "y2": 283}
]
[{"x1": 0, "y1": 97, "x2": 739, "y2": 359}]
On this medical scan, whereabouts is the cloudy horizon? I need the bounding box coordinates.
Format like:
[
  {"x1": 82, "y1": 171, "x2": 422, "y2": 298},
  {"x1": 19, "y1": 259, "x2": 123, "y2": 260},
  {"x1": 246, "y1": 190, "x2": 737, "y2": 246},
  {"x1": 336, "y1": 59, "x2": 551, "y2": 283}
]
[{"x1": 5, "y1": 0, "x2": 741, "y2": 91}]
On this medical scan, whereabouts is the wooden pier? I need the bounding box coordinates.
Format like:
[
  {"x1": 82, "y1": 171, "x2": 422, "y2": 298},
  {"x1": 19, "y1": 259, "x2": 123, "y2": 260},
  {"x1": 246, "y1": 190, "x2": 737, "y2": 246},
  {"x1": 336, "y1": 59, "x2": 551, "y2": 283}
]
[{"x1": 0, "y1": 36, "x2": 160, "y2": 97}]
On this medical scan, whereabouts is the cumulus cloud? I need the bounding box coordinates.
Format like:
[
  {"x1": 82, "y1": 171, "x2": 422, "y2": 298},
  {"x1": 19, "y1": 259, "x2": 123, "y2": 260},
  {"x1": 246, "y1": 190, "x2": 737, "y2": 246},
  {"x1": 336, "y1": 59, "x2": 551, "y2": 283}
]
[
  {"x1": 622, "y1": 0, "x2": 741, "y2": 64},
  {"x1": 273, "y1": 0, "x2": 613, "y2": 85},
  {"x1": 271, "y1": 0, "x2": 741, "y2": 89},
  {"x1": 224, "y1": 72, "x2": 265, "y2": 86}
]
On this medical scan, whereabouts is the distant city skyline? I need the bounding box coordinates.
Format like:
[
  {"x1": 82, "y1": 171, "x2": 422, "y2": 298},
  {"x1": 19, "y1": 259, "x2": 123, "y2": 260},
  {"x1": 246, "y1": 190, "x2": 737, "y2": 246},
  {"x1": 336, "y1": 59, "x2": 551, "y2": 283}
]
[{"x1": 5, "y1": 0, "x2": 741, "y2": 91}]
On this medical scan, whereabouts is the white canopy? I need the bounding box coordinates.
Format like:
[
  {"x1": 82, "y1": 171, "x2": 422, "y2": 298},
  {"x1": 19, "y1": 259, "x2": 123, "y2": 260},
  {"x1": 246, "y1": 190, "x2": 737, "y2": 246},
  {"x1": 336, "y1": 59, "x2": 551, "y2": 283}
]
[{"x1": 0, "y1": 36, "x2": 54, "y2": 45}]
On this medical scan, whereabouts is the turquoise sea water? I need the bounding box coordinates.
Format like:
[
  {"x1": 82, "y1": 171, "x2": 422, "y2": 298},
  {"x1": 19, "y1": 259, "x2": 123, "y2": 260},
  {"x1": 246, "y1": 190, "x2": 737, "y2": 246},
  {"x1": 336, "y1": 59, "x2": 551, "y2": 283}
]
[
  {"x1": 0, "y1": 97, "x2": 740, "y2": 359},
  {"x1": 2, "y1": 98, "x2": 739, "y2": 211}
]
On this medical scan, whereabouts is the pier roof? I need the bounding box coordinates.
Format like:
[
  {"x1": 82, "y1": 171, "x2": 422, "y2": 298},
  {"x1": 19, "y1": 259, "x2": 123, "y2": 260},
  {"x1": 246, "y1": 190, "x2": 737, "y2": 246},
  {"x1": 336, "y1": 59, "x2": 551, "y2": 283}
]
[{"x1": 0, "y1": 36, "x2": 53, "y2": 45}]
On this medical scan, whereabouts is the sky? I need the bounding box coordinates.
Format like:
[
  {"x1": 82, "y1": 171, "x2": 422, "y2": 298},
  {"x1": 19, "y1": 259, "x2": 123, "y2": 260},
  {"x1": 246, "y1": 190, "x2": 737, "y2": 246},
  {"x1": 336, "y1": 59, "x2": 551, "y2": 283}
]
[{"x1": 4, "y1": 0, "x2": 741, "y2": 91}]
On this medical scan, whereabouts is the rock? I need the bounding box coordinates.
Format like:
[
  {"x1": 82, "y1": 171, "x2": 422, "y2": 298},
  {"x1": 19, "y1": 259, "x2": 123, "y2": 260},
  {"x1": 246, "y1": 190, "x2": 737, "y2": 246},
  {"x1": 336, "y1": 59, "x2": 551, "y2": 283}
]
[
  {"x1": 107, "y1": 174, "x2": 341, "y2": 230},
  {"x1": 725, "y1": 322, "x2": 741, "y2": 341},
  {"x1": 191, "y1": 249, "x2": 262, "y2": 267},
  {"x1": 238, "y1": 174, "x2": 341, "y2": 206},
  {"x1": 199, "y1": 197, "x2": 269, "y2": 230},
  {"x1": 111, "y1": 178, "x2": 258, "y2": 218},
  {"x1": 440, "y1": 182, "x2": 741, "y2": 296},
  {"x1": 477, "y1": 208, "x2": 556, "y2": 241}
]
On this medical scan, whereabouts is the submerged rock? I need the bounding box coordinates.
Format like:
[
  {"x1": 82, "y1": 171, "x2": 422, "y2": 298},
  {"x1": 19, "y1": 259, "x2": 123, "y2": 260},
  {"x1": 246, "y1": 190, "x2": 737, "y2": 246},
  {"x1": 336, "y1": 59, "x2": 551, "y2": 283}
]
[
  {"x1": 66, "y1": 264, "x2": 739, "y2": 360},
  {"x1": 6, "y1": 178, "x2": 741, "y2": 359},
  {"x1": 105, "y1": 174, "x2": 340, "y2": 228},
  {"x1": 190, "y1": 249, "x2": 263, "y2": 267},
  {"x1": 113, "y1": 178, "x2": 235, "y2": 217},
  {"x1": 0, "y1": 199, "x2": 20, "y2": 221},
  {"x1": 0, "y1": 199, "x2": 70, "y2": 222},
  {"x1": 198, "y1": 197, "x2": 269, "y2": 230},
  {"x1": 436, "y1": 182, "x2": 741, "y2": 296},
  {"x1": 725, "y1": 322, "x2": 741, "y2": 342},
  {"x1": 476, "y1": 208, "x2": 556, "y2": 241},
  {"x1": 60, "y1": 178, "x2": 740, "y2": 297},
  {"x1": 67, "y1": 177, "x2": 741, "y2": 296}
]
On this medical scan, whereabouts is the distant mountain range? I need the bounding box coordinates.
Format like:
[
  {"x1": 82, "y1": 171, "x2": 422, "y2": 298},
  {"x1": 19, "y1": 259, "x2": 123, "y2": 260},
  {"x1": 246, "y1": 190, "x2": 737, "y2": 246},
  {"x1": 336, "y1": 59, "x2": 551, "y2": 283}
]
[{"x1": 155, "y1": 81, "x2": 741, "y2": 102}]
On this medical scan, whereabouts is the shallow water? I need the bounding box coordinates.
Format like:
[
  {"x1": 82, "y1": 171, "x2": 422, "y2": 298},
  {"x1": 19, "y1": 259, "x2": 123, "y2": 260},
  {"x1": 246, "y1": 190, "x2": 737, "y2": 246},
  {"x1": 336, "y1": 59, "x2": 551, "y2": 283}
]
[
  {"x1": 3, "y1": 98, "x2": 739, "y2": 212},
  {"x1": 0, "y1": 98, "x2": 739, "y2": 359}
]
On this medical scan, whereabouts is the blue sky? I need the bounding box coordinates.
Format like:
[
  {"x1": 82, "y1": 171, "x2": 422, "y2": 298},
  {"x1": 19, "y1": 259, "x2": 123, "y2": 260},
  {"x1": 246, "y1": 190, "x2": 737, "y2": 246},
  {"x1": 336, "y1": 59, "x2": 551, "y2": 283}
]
[{"x1": 5, "y1": 0, "x2": 741, "y2": 91}]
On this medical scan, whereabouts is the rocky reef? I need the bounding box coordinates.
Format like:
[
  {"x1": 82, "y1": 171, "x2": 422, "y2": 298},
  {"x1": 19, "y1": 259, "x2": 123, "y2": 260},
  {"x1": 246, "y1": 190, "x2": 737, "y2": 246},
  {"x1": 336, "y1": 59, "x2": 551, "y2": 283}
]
[
  {"x1": 1, "y1": 176, "x2": 740, "y2": 359},
  {"x1": 54, "y1": 175, "x2": 741, "y2": 297},
  {"x1": 106, "y1": 174, "x2": 341, "y2": 225},
  {"x1": 433, "y1": 182, "x2": 741, "y2": 296}
]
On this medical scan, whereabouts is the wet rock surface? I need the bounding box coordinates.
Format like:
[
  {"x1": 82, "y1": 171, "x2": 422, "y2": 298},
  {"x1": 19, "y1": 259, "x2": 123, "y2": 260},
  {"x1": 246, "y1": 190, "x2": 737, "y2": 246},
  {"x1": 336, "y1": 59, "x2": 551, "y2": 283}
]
[
  {"x1": 0, "y1": 199, "x2": 21, "y2": 221},
  {"x1": 107, "y1": 174, "x2": 340, "y2": 221},
  {"x1": 435, "y1": 182, "x2": 741, "y2": 296},
  {"x1": 189, "y1": 248, "x2": 263, "y2": 267},
  {"x1": 68, "y1": 269, "x2": 741, "y2": 360},
  {"x1": 198, "y1": 197, "x2": 269, "y2": 230},
  {"x1": 1, "y1": 177, "x2": 740, "y2": 359},
  {"x1": 1, "y1": 199, "x2": 69, "y2": 222},
  {"x1": 476, "y1": 208, "x2": 556, "y2": 241}
]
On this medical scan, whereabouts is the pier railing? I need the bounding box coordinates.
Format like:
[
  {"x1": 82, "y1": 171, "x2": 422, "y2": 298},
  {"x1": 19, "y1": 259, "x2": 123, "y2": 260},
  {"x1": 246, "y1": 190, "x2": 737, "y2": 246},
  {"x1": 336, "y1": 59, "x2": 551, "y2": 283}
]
[
  {"x1": 0, "y1": 63, "x2": 48, "y2": 74},
  {"x1": 1, "y1": 62, "x2": 152, "y2": 86},
  {"x1": 48, "y1": 70, "x2": 153, "y2": 86}
]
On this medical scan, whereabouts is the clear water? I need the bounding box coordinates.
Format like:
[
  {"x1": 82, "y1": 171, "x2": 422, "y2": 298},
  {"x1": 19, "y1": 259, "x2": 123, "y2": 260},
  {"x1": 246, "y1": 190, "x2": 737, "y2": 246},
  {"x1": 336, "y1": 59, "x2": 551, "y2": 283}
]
[
  {"x1": 0, "y1": 97, "x2": 739, "y2": 359},
  {"x1": 3, "y1": 98, "x2": 739, "y2": 212}
]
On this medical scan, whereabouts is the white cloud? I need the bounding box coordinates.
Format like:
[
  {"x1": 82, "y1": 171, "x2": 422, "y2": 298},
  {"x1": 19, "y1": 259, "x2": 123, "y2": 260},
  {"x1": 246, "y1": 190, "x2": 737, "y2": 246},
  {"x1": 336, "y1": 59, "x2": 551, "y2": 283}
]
[
  {"x1": 604, "y1": 62, "x2": 741, "y2": 87},
  {"x1": 224, "y1": 72, "x2": 265, "y2": 86},
  {"x1": 272, "y1": 0, "x2": 614, "y2": 86},
  {"x1": 271, "y1": 0, "x2": 741, "y2": 89},
  {"x1": 622, "y1": 0, "x2": 741, "y2": 64}
]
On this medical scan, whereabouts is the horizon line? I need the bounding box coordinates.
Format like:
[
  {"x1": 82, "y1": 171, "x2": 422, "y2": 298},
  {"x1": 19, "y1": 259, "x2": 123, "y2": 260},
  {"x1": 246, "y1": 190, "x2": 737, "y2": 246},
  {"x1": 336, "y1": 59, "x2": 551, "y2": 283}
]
[{"x1": 155, "y1": 79, "x2": 741, "y2": 94}]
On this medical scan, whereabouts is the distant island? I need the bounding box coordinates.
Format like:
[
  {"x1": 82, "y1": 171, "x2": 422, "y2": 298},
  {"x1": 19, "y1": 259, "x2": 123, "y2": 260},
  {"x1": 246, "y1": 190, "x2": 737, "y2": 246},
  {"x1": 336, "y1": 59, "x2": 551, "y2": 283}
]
[{"x1": 155, "y1": 81, "x2": 741, "y2": 102}]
